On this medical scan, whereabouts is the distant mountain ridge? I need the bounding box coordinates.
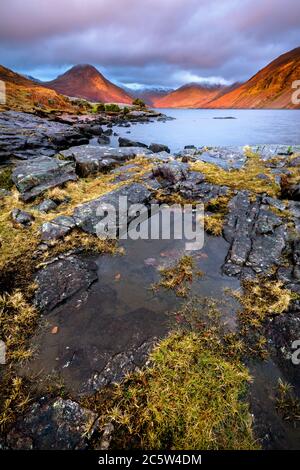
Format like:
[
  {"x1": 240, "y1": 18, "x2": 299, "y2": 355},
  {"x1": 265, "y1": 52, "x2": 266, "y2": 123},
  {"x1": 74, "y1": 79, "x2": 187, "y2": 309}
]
[
  {"x1": 1, "y1": 47, "x2": 300, "y2": 110},
  {"x1": 154, "y1": 47, "x2": 300, "y2": 109},
  {"x1": 45, "y1": 64, "x2": 133, "y2": 104},
  {"x1": 152, "y1": 83, "x2": 240, "y2": 108}
]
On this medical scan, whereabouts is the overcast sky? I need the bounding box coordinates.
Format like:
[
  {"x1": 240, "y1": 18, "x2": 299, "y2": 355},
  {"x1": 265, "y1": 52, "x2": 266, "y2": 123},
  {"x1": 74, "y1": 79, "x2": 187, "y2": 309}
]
[{"x1": 0, "y1": 0, "x2": 299, "y2": 88}]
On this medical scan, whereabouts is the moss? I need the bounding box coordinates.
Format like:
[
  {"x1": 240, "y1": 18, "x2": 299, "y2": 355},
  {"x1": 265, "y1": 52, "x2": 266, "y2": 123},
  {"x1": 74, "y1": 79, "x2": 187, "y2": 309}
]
[
  {"x1": 191, "y1": 149, "x2": 280, "y2": 197},
  {"x1": 153, "y1": 255, "x2": 202, "y2": 298},
  {"x1": 0, "y1": 167, "x2": 13, "y2": 190}
]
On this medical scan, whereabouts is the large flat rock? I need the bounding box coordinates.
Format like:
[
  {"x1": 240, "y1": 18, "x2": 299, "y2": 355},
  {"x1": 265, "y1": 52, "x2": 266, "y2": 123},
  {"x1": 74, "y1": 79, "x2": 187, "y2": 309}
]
[
  {"x1": 12, "y1": 156, "x2": 77, "y2": 201},
  {"x1": 60, "y1": 144, "x2": 153, "y2": 177}
]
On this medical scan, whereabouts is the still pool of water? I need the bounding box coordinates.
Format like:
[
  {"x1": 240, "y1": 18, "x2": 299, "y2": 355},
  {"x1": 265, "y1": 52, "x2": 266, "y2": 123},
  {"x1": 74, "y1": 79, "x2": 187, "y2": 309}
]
[{"x1": 113, "y1": 109, "x2": 300, "y2": 152}]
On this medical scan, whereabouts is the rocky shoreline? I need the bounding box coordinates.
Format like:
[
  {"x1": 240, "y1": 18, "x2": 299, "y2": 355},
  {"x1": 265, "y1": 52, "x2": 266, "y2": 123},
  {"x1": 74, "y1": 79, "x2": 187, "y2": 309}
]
[{"x1": 0, "y1": 109, "x2": 300, "y2": 450}]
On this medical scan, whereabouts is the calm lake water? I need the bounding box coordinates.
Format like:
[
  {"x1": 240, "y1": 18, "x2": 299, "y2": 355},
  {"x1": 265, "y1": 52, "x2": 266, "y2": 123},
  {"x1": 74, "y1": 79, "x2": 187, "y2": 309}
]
[{"x1": 114, "y1": 109, "x2": 300, "y2": 153}]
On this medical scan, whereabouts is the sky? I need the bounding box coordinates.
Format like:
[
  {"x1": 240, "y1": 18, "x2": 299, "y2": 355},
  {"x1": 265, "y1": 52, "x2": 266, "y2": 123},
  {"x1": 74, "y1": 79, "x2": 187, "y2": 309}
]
[{"x1": 0, "y1": 0, "x2": 299, "y2": 89}]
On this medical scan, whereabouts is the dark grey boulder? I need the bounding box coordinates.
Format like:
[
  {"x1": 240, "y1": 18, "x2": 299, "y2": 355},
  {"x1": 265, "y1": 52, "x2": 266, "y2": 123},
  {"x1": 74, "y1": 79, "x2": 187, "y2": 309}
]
[
  {"x1": 149, "y1": 143, "x2": 170, "y2": 153},
  {"x1": 35, "y1": 199, "x2": 58, "y2": 213},
  {"x1": 97, "y1": 135, "x2": 111, "y2": 145},
  {"x1": 152, "y1": 161, "x2": 188, "y2": 184},
  {"x1": 12, "y1": 156, "x2": 77, "y2": 201},
  {"x1": 6, "y1": 398, "x2": 98, "y2": 450},
  {"x1": 40, "y1": 215, "x2": 76, "y2": 241},
  {"x1": 118, "y1": 137, "x2": 148, "y2": 148},
  {"x1": 35, "y1": 255, "x2": 98, "y2": 312},
  {"x1": 11, "y1": 208, "x2": 34, "y2": 227}
]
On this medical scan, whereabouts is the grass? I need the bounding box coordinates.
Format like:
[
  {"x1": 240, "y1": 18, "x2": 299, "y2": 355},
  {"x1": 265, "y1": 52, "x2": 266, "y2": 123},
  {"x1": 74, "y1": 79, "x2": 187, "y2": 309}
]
[
  {"x1": 0, "y1": 290, "x2": 39, "y2": 363},
  {"x1": 276, "y1": 379, "x2": 300, "y2": 422},
  {"x1": 153, "y1": 255, "x2": 202, "y2": 297},
  {"x1": 0, "y1": 167, "x2": 13, "y2": 191},
  {"x1": 231, "y1": 278, "x2": 292, "y2": 358},
  {"x1": 82, "y1": 298, "x2": 258, "y2": 450},
  {"x1": 191, "y1": 149, "x2": 280, "y2": 197}
]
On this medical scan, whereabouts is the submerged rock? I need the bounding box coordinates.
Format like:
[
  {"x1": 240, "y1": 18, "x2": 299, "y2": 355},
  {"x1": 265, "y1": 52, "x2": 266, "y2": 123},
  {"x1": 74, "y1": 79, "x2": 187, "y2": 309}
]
[
  {"x1": 12, "y1": 156, "x2": 77, "y2": 201},
  {"x1": 6, "y1": 398, "x2": 98, "y2": 450},
  {"x1": 35, "y1": 255, "x2": 98, "y2": 312}
]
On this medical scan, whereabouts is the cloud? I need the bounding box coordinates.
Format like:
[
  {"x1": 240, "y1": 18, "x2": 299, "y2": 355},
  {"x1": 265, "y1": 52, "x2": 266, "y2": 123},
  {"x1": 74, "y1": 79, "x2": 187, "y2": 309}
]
[{"x1": 0, "y1": 0, "x2": 299, "y2": 87}]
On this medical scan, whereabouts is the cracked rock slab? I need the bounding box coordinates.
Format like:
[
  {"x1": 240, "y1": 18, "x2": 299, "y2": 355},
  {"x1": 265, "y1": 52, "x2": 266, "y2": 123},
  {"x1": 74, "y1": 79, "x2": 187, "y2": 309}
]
[
  {"x1": 12, "y1": 156, "x2": 77, "y2": 201},
  {"x1": 34, "y1": 255, "x2": 98, "y2": 312}
]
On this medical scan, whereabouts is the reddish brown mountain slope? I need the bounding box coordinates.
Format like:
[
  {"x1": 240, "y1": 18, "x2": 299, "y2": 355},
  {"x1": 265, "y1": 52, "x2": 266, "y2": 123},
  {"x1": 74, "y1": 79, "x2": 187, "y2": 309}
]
[
  {"x1": 46, "y1": 65, "x2": 133, "y2": 104},
  {"x1": 207, "y1": 47, "x2": 300, "y2": 109},
  {"x1": 152, "y1": 83, "x2": 229, "y2": 108},
  {"x1": 0, "y1": 65, "x2": 78, "y2": 112}
]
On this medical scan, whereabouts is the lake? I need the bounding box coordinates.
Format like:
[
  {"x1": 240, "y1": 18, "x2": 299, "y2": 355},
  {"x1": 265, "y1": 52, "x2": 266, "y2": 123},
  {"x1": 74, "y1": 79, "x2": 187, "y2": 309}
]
[{"x1": 113, "y1": 109, "x2": 300, "y2": 153}]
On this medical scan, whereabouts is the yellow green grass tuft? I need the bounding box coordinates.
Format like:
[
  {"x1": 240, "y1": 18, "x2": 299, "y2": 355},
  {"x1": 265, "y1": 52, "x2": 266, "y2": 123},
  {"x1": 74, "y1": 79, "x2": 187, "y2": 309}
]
[{"x1": 191, "y1": 149, "x2": 280, "y2": 197}]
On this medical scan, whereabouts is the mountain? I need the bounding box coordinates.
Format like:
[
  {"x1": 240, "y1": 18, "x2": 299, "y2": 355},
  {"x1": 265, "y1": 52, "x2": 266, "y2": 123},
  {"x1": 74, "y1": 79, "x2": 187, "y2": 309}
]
[
  {"x1": 152, "y1": 83, "x2": 237, "y2": 108},
  {"x1": 126, "y1": 87, "x2": 174, "y2": 106},
  {"x1": 46, "y1": 65, "x2": 133, "y2": 104},
  {"x1": 207, "y1": 47, "x2": 300, "y2": 109},
  {"x1": 0, "y1": 65, "x2": 78, "y2": 112}
]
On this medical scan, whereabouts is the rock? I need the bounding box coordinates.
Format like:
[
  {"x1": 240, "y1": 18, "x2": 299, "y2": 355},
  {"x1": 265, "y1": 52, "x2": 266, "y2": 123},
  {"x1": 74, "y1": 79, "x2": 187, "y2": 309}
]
[
  {"x1": 40, "y1": 215, "x2": 76, "y2": 241},
  {"x1": 11, "y1": 208, "x2": 34, "y2": 227},
  {"x1": 118, "y1": 137, "x2": 148, "y2": 148},
  {"x1": 35, "y1": 255, "x2": 98, "y2": 312},
  {"x1": 12, "y1": 156, "x2": 77, "y2": 201},
  {"x1": 149, "y1": 143, "x2": 170, "y2": 153},
  {"x1": 98, "y1": 423, "x2": 114, "y2": 450},
  {"x1": 6, "y1": 397, "x2": 99, "y2": 450},
  {"x1": 177, "y1": 172, "x2": 228, "y2": 202},
  {"x1": 84, "y1": 338, "x2": 154, "y2": 393},
  {"x1": 0, "y1": 189, "x2": 11, "y2": 199},
  {"x1": 0, "y1": 111, "x2": 89, "y2": 162},
  {"x1": 152, "y1": 161, "x2": 188, "y2": 184},
  {"x1": 97, "y1": 135, "x2": 110, "y2": 145},
  {"x1": 73, "y1": 182, "x2": 151, "y2": 235},
  {"x1": 195, "y1": 146, "x2": 246, "y2": 170},
  {"x1": 35, "y1": 199, "x2": 58, "y2": 213},
  {"x1": 223, "y1": 192, "x2": 287, "y2": 277},
  {"x1": 289, "y1": 156, "x2": 300, "y2": 167},
  {"x1": 59, "y1": 145, "x2": 152, "y2": 178}
]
